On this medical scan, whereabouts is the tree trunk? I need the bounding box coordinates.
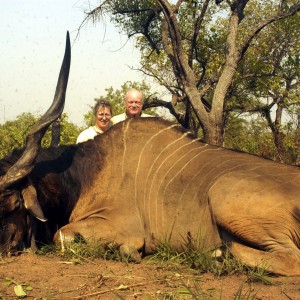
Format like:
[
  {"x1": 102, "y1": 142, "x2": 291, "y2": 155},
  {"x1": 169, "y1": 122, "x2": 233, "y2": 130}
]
[
  {"x1": 205, "y1": 122, "x2": 224, "y2": 145},
  {"x1": 273, "y1": 105, "x2": 285, "y2": 163},
  {"x1": 51, "y1": 117, "x2": 61, "y2": 147},
  {"x1": 295, "y1": 109, "x2": 300, "y2": 166}
]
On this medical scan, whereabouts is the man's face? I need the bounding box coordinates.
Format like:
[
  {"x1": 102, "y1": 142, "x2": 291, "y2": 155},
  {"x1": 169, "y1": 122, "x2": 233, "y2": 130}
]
[{"x1": 125, "y1": 91, "x2": 143, "y2": 118}]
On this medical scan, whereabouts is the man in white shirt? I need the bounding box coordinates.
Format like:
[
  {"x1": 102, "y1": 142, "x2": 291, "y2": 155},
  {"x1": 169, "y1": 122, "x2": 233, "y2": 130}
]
[{"x1": 111, "y1": 88, "x2": 152, "y2": 125}]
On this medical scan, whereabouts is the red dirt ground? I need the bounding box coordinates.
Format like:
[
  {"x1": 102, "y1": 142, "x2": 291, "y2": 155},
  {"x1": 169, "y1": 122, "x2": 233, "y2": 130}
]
[{"x1": 0, "y1": 253, "x2": 300, "y2": 299}]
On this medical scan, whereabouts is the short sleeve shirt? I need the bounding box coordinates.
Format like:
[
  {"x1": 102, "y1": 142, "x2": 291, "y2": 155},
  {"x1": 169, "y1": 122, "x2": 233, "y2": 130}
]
[{"x1": 76, "y1": 126, "x2": 103, "y2": 143}]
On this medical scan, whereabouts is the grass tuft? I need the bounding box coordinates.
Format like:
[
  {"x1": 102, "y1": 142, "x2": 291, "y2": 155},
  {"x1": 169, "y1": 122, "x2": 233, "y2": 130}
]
[
  {"x1": 37, "y1": 239, "x2": 123, "y2": 262},
  {"x1": 37, "y1": 235, "x2": 275, "y2": 287}
]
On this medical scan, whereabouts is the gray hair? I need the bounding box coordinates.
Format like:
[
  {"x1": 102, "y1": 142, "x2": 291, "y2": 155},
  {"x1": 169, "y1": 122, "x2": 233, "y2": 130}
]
[
  {"x1": 125, "y1": 89, "x2": 144, "y2": 102},
  {"x1": 93, "y1": 99, "x2": 112, "y2": 115}
]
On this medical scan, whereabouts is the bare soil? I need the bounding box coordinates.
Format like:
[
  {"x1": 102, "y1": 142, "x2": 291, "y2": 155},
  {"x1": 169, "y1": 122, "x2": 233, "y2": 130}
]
[{"x1": 0, "y1": 253, "x2": 300, "y2": 299}]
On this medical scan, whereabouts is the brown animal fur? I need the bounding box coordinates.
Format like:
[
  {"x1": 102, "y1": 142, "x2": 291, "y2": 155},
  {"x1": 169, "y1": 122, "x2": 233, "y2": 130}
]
[{"x1": 54, "y1": 118, "x2": 300, "y2": 276}]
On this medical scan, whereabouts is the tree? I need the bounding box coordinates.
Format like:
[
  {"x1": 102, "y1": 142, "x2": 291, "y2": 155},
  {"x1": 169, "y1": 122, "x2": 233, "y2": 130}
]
[
  {"x1": 224, "y1": 113, "x2": 299, "y2": 164},
  {"x1": 228, "y1": 11, "x2": 300, "y2": 162},
  {"x1": 81, "y1": 0, "x2": 299, "y2": 145},
  {"x1": 0, "y1": 113, "x2": 80, "y2": 158},
  {"x1": 225, "y1": 114, "x2": 278, "y2": 160}
]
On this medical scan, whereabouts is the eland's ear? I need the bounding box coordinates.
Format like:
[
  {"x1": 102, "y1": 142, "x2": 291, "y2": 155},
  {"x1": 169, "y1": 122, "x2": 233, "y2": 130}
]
[{"x1": 22, "y1": 183, "x2": 47, "y2": 222}]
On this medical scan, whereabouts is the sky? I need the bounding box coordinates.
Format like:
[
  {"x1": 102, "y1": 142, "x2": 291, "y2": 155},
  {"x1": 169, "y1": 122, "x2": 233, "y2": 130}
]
[{"x1": 0, "y1": 0, "x2": 144, "y2": 126}]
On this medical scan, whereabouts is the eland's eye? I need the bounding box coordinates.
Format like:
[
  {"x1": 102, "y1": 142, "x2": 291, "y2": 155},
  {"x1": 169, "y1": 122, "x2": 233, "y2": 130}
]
[
  {"x1": 1, "y1": 190, "x2": 14, "y2": 199},
  {"x1": 0, "y1": 191, "x2": 21, "y2": 215}
]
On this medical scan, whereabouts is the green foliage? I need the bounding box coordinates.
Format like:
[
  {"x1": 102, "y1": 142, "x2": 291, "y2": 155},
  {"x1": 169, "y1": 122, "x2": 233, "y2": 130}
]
[
  {"x1": 59, "y1": 113, "x2": 82, "y2": 145},
  {"x1": 110, "y1": 0, "x2": 162, "y2": 49},
  {"x1": 224, "y1": 113, "x2": 299, "y2": 164},
  {"x1": 0, "y1": 113, "x2": 36, "y2": 143},
  {"x1": 224, "y1": 114, "x2": 277, "y2": 159},
  {"x1": 38, "y1": 239, "x2": 123, "y2": 262},
  {"x1": 233, "y1": 9, "x2": 299, "y2": 106},
  {"x1": 0, "y1": 113, "x2": 37, "y2": 158},
  {"x1": 150, "y1": 239, "x2": 245, "y2": 277},
  {"x1": 0, "y1": 113, "x2": 81, "y2": 158}
]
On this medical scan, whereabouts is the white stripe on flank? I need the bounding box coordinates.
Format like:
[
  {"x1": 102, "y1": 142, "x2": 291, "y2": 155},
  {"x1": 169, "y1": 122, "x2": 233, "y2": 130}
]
[
  {"x1": 143, "y1": 132, "x2": 190, "y2": 208},
  {"x1": 149, "y1": 144, "x2": 210, "y2": 232},
  {"x1": 144, "y1": 137, "x2": 202, "y2": 232},
  {"x1": 157, "y1": 147, "x2": 222, "y2": 229},
  {"x1": 133, "y1": 124, "x2": 179, "y2": 228},
  {"x1": 121, "y1": 121, "x2": 131, "y2": 177}
]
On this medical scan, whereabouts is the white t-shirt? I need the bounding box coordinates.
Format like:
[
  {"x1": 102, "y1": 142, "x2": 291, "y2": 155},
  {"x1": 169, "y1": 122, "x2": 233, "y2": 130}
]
[
  {"x1": 76, "y1": 126, "x2": 103, "y2": 143},
  {"x1": 111, "y1": 112, "x2": 152, "y2": 125}
]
